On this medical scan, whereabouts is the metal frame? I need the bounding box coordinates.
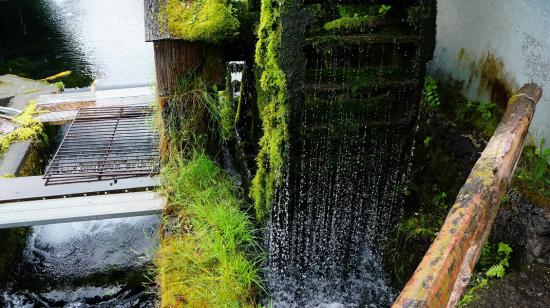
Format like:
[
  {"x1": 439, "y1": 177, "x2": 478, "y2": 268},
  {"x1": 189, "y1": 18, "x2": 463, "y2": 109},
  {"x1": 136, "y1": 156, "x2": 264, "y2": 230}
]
[{"x1": 43, "y1": 106, "x2": 159, "y2": 185}]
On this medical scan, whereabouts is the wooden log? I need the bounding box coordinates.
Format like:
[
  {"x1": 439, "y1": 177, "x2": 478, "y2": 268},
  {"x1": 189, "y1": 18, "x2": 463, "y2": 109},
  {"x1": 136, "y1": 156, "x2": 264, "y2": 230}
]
[
  {"x1": 393, "y1": 83, "x2": 543, "y2": 308},
  {"x1": 153, "y1": 40, "x2": 204, "y2": 97}
]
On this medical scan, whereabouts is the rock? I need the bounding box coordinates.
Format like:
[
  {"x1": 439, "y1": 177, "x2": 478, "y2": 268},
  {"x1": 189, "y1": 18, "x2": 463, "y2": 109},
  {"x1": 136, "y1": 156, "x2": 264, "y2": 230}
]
[
  {"x1": 465, "y1": 264, "x2": 550, "y2": 308},
  {"x1": 0, "y1": 74, "x2": 59, "y2": 109},
  {"x1": 491, "y1": 190, "x2": 550, "y2": 265}
]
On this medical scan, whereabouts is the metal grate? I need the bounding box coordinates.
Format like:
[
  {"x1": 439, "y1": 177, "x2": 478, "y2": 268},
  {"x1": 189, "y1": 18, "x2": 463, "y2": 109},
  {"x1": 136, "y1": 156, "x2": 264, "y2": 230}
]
[{"x1": 43, "y1": 106, "x2": 160, "y2": 185}]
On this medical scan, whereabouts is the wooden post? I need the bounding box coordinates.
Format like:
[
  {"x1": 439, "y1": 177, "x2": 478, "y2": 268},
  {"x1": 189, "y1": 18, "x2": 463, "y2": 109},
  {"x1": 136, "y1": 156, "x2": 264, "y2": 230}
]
[
  {"x1": 153, "y1": 40, "x2": 203, "y2": 96},
  {"x1": 393, "y1": 83, "x2": 543, "y2": 308}
]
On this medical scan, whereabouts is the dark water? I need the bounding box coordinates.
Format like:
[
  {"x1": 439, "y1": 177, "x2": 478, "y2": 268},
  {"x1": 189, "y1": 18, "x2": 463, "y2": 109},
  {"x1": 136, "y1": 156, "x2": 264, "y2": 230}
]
[
  {"x1": 0, "y1": 0, "x2": 154, "y2": 89},
  {"x1": 1, "y1": 0, "x2": 158, "y2": 306},
  {"x1": 2, "y1": 217, "x2": 159, "y2": 307}
]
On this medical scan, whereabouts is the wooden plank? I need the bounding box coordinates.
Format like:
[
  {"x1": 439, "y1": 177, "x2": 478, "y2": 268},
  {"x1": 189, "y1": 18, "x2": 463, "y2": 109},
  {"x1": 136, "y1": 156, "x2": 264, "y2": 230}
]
[
  {"x1": 393, "y1": 83, "x2": 543, "y2": 308},
  {"x1": 0, "y1": 191, "x2": 164, "y2": 229},
  {"x1": 37, "y1": 87, "x2": 154, "y2": 105},
  {"x1": 0, "y1": 176, "x2": 161, "y2": 203}
]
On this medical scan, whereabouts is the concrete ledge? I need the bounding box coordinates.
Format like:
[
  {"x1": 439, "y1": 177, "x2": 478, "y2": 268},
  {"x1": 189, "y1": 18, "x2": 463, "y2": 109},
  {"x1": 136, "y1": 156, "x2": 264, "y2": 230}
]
[
  {"x1": 0, "y1": 191, "x2": 164, "y2": 229},
  {"x1": 0, "y1": 140, "x2": 31, "y2": 176},
  {"x1": 0, "y1": 176, "x2": 161, "y2": 203}
]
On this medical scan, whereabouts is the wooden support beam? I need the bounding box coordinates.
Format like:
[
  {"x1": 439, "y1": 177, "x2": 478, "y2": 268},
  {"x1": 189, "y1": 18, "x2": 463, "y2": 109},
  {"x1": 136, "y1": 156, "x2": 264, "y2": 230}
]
[{"x1": 393, "y1": 83, "x2": 543, "y2": 308}]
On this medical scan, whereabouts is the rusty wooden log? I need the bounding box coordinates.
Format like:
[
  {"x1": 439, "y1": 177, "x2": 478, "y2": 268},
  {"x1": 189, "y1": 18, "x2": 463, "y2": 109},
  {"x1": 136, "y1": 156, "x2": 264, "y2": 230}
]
[{"x1": 393, "y1": 83, "x2": 543, "y2": 308}]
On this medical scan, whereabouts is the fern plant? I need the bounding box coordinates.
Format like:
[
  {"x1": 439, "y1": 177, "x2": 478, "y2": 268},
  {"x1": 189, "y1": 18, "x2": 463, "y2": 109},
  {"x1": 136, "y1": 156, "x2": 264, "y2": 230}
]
[{"x1": 423, "y1": 76, "x2": 441, "y2": 109}]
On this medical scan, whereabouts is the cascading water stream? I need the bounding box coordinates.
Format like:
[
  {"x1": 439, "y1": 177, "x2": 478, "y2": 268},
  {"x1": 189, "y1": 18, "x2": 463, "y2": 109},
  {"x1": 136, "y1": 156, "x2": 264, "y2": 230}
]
[{"x1": 263, "y1": 1, "x2": 435, "y2": 306}]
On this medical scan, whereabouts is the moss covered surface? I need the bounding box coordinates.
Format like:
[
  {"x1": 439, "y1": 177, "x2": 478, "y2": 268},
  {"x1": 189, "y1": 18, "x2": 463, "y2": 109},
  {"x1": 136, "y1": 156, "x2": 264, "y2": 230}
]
[
  {"x1": 250, "y1": 0, "x2": 289, "y2": 222},
  {"x1": 0, "y1": 102, "x2": 44, "y2": 157},
  {"x1": 161, "y1": 0, "x2": 241, "y2": 43}
]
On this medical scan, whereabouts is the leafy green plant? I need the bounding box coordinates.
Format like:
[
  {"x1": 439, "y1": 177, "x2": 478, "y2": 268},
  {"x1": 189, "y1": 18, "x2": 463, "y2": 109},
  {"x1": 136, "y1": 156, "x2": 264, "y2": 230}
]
[
  {"x1": 459, "y1": 242, "x2": 513, "y2": 306},
  {"x1": 378, "y1": 5, "x2": 392, "y2": 15},
  {"x1": 514, "y1": 139, "x2": 550, "y2": 204},
  {"x1": 398, "y1": 189, "x2": 449, "y2": 241},
  {"x1": 423, "y1": 76, "x2": 441, "y2": 109}
]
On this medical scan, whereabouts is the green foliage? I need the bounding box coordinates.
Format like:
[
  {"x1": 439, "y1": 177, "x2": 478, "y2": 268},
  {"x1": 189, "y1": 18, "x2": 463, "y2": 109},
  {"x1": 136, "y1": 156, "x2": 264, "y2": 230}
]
[
  {"x1": 162, "y1": 75, "x2": 224, "y2": 154},
  {"x1": 454, "y1": 100, "x2": 500, "y2": 138},
  {"x1": 378, "y1": 5, "x2": 392, "y2": 15},
  {"x1": 514, "y1": 139, "x2": 550, "y2": 205},
  {"x1": 423, "y1": 76, "x2": 441, "y2": 109},
  {"x1": 398, "y1": 189, "x2": 449, "y2": 241},
  {"x1": 161, "y1": 0, "x2": 240, "y2": 43},
  {"x1": 459, "y1": 242, "x2": 513, "y2": 306},
  {"x1": 0, "y1": 102, "x2": 44, "y2": 157},
  {"x1": 158, "y1": 152, "x2": 261, "y2": 307},
  {"x1": 251, "y1": 0, "x2": 289, "y2": 222}
]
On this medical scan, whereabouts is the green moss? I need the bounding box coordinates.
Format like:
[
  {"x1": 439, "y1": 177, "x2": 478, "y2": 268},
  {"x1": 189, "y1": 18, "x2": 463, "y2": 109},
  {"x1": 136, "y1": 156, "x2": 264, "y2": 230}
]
[
  {"x1": 0, "y1": 102, "x2": 44, "y2": 157},
  {"x1": 162, "y1": 0, "x2": 240, "y2": 43},
  {"x1": 158, "y1": 152, "x2": 261, "y2": 307},
  {"x1": 323, "y1": 15, "x2": 378, "y2": 32},
  {"x1": 250, "y1": 0, "x2": 289, "y2": 222}
]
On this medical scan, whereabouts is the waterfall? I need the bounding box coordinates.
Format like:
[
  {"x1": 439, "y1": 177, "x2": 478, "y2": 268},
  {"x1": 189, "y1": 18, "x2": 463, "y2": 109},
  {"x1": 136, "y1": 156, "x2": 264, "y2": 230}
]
[{"x1": 262, "y1": 1, "x2": 436, "y2": 306}]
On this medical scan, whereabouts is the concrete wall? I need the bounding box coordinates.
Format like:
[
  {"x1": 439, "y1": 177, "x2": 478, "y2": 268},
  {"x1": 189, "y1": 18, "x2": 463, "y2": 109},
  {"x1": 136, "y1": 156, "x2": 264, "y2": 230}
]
[{"x1": 430, "y1": 0, "x2": 550, "y2": 144}]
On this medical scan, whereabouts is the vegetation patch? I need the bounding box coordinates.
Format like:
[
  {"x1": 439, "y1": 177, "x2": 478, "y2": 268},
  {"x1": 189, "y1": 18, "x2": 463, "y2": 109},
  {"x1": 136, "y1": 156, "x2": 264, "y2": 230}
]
[
  {"x1": 250, "y1": 0, "x2": 288, "y2": 222},
  {"x1": 513, "y1": 139, "x2": 550, "y2": 206},
  {"x1": 157, "y1": 152, "x2": 261, "y2": 307},
  {"x1": 156, "y1": 74, "x2": 261, "y2": 307},
  {"x1": 459, "y1": 242, "x2": 513, "y2": 307},
  {"x1": 161, "y1": 0, "x2": 240, "y2": 43},
  {"x1": 0, "y1": 102, "x2": 44, "y2": 157}
]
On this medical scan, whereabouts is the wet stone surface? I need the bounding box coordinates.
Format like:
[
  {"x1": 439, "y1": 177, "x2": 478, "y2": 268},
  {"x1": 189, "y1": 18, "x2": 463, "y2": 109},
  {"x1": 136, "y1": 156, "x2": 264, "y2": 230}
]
[
  {"x1": 492, "y1": 190, "x2": 550, "y2": 266},
  {"x1": 466, "y1": 264, "x2": 550, "y2": 308}
]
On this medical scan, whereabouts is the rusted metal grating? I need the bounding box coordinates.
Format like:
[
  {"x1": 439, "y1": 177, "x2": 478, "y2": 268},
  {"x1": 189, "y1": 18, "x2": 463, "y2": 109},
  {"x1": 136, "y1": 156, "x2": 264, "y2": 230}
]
[{"x1": 43, "y1": 106, "x2": 159, "y2": 185}]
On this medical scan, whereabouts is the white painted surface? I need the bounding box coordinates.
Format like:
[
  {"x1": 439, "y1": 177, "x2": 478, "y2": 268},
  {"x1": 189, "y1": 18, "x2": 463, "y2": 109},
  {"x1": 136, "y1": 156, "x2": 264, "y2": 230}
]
[
  {"x1": 0, "y1": 191, "x2": 164, "y2": 229},
  {"x1": 431, "y1": 0, "x2": 550, "y2": 143}
]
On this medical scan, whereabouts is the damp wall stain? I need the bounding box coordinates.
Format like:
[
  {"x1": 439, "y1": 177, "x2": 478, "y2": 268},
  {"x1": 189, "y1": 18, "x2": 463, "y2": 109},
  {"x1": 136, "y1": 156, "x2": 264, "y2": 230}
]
[{"x1": 430, "y1": 0, "x2": 550, "y2": 143}]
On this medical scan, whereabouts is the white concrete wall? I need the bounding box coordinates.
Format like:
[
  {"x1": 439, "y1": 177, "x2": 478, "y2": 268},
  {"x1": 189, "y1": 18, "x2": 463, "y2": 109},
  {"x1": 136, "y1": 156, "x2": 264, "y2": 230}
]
[{"x1": 430, "y1": 0, "x2": 550, "y2": 144}]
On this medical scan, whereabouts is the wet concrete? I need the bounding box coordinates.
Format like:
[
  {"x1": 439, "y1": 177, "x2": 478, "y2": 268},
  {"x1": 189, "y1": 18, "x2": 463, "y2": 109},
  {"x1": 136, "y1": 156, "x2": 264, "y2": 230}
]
[{"x1": 0, "y1": 74, "x2": 58, "y2": 109}]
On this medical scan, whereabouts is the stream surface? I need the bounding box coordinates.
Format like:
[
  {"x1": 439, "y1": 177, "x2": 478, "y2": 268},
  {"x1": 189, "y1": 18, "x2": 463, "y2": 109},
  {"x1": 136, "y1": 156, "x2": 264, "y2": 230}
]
[{"x1": 0, "y1": 0, "x2": 158, "y2": 306}]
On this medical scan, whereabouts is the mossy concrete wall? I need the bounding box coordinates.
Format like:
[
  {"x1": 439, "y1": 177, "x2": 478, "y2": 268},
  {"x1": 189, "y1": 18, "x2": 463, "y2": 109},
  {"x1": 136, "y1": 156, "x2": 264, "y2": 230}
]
[{"x1": 430, "y1": 0, "x2": 550, "y2": 144}]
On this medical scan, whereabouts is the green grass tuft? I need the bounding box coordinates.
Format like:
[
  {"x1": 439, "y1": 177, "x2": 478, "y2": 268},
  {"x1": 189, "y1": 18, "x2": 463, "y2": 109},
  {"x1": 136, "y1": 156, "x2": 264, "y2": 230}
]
[{"x1": 157, "y1": 152, "x2": 261, "y2": 307}]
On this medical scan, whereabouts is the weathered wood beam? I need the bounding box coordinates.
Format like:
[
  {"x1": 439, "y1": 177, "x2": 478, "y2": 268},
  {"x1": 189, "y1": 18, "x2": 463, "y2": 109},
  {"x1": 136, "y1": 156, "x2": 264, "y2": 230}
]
[{"x1": 393, "y1": 83, "x2": 543, "y2": 308}]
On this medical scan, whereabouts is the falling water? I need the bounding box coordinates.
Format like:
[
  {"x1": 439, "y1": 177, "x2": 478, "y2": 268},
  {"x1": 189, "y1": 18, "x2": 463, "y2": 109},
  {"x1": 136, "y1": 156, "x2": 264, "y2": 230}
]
[{"x1": 264, "y1": 1, "x2": 435, "y2": 306}]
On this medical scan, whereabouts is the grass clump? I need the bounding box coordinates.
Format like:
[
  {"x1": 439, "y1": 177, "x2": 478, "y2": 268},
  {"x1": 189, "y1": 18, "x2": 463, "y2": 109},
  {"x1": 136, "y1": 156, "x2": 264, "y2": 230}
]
[
  {"x1": 250, "y1": 0, "x2": 289, "y2": 222},
  {"x1": 157, "y1": 152, "x2": 261, "y2": 307},
  {"x1": 162, "y1": 0, "x2": 240, "y2": 43},
  {"x1": 0, "y1": 102, "x2": 43, "y2": 157},
  {"x1": 156, "y1": 72, "x2": 261, "y2": 307},
  {"x1": 513, "y1": 139, "x2": 550, "y2": 206}
]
